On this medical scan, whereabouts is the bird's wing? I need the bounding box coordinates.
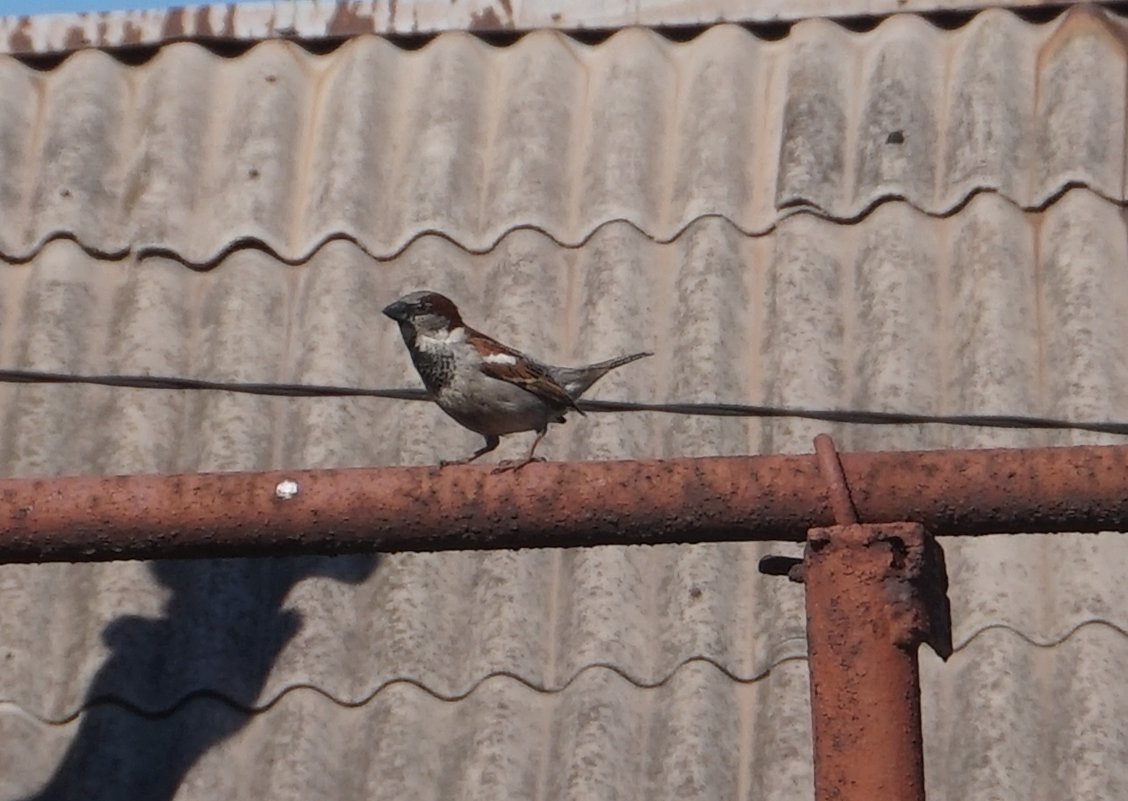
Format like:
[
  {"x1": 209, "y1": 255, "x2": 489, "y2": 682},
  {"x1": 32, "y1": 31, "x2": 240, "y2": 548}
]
[{"x1": 466, "y1": 329, "x2": 584, "y2": 415}]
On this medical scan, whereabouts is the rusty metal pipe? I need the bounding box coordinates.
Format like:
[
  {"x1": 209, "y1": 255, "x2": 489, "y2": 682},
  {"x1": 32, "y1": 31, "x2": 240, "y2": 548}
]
[
  {"x1": 804, "y1": 522, "x2": 950, "y2": 801},
  {"x1": 814, "y1": 433, "x2": 859, "y2": 525},
  {"x1": 2, "y1": 443, "x2": 1128, "y2": 562}
]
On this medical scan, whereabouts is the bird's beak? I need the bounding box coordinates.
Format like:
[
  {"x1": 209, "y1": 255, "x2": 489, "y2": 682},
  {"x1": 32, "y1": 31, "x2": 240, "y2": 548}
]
[{"x1": 383, "y1": 300, "x2": 410, "y2": 321}]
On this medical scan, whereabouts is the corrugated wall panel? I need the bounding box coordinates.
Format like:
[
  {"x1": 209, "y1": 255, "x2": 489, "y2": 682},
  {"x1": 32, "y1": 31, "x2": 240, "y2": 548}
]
[
  {"x1": 3, "y1": 6, "x2": 1128, "y2": 800},
  {"x1": 1, "y1": 8, "x2": 1126, "y2": 264},
  {"x1": 1, "y1": 194, "x2": 1127, "y2": 723},
  {"x1": 11, "y1": 627, "x2": 1128, "y2": 801},
  {"x1": 11, "y1": 662, "x2": 811, "y2": 801}
]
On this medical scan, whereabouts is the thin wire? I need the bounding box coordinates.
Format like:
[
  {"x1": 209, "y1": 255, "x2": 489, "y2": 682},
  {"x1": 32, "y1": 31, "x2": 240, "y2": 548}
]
[
  {"x1": 1, "y1": 368, "x2": 1126, "y2": 436},
  {"x1": 580, "y1": 399, "x2": 1128, "y2": 435},
  {"x1": 0, "y1": 368, "x2": 428, "y2": 401}
]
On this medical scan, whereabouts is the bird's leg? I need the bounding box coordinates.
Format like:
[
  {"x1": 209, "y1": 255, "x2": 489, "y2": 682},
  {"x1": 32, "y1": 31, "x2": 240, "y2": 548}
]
[
  {"x1": 440, "y1": 435, "x2": 499, "y2": 467},
  {"x1": 492, "y1": 429, "x2": 548, "y2": 474}
]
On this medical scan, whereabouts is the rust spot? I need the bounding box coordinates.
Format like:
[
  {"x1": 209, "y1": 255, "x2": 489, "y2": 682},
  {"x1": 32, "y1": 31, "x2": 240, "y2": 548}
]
[
  {"x1": 122, "y1": 20, "x2": 143, "y2": 45},
  {"x1": 63, "y1": 25, "x2": 87, "y2": 51},
  {"x1": 194, "y1": 4, "x2": 212, "y2": 37},
  {"x1": 9, "y1": 18, "x2": 33, "y2": 54},
  {"x1": 161, "y1": 8, "x2": 185, "y2": 38},
  {"x1": 469, "y1": 6, "x2": 509, "y2": 31},
  {"x1": 328, "y1": 1, "x2": 375, "y2": 36},
  {"x1": 1036, "y1": 3, "x2": 1120, "y2": 69},
  {"x1": 223, "y1": 3, "x2": 236, "y2": 37}
]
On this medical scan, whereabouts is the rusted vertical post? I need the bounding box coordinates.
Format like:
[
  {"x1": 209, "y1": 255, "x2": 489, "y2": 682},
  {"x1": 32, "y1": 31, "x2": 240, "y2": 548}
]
[
  {"x1": 803, "y1": 522, "x2": 950, "y2": 801},
  {"x1": 798, "y1": 434, "x2": 952, "y2": 801}
]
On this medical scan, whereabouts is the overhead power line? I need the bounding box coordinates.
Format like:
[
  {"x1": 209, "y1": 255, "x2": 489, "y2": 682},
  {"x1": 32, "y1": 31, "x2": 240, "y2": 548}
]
[{"x1": 0, "y1": 367, "x2": 1125, "y2": 436}]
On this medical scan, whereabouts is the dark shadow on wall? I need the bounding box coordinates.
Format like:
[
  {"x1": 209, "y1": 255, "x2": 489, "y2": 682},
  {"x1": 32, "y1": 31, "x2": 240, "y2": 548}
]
[{"x1": 24, "y1": 554, "x2": 378, "y2": 801}]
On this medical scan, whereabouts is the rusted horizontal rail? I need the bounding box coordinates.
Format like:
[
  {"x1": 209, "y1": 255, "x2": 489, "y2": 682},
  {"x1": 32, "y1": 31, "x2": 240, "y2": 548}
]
[{"x1": 2, "y1": 444, "x2": 1128, "y2": 563}]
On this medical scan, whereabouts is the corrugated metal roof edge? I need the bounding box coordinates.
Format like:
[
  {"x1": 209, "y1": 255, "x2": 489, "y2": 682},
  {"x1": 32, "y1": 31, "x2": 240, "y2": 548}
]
[
  {"x1": 7, "y1": 619, "x2": 1125, "y2": 724},
  {"x1": 2, "y1": 187, "x2": 1123, "y2": 271},
  {"x1": 0, "y1": 0, "x2": 1110, "y2": 58}
]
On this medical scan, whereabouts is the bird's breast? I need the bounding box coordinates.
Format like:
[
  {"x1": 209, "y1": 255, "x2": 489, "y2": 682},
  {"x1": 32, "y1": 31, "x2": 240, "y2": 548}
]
[{"x1": 409, "y1": 348, "x2": 456, "y2": 395}]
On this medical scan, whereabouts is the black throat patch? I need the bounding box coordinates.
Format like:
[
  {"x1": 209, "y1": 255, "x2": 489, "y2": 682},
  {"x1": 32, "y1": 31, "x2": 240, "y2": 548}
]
[{"x1": 409, "y1": 348, "x2": 455, "y2": 395}]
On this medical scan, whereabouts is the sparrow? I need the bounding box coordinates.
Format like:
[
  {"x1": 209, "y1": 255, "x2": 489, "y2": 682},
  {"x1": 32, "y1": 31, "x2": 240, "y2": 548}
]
[{"x1": 383, "y1": 290, "x2": 651, "y2": 470}]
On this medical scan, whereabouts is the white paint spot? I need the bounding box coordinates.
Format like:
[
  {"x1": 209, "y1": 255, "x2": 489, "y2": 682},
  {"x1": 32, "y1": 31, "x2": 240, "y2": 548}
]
[{"x1": 274, "y1": 479, "x2": 299, "y2": 500}]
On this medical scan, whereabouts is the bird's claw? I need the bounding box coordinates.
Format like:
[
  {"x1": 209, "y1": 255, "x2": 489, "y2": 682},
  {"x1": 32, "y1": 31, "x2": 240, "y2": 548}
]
[{"x1": 491, "y1": 457, "x2": 545, "y2": 475}]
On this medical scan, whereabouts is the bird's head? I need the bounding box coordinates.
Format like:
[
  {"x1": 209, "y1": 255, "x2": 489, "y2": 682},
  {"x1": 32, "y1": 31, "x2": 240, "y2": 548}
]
[{"x1": 383, "y1": 291, "x2": 464, "y2": 336}]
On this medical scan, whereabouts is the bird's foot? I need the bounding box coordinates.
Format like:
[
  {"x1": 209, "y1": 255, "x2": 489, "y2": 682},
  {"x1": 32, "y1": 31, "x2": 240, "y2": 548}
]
[
  {"x1": 491, "y1": 456, "x2": 546, "y2": 475},
  {"x1": 439, "y1": 458, "x2": 470, "y2": 468}
]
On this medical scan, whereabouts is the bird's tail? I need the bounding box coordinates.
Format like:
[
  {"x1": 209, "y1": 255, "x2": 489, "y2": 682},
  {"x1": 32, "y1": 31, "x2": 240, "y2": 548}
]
[
  {"x1": 554, "y1": 351, "x2": 652, "y2": 400},
  {"x1": 587, "y1": 352, "x2": 652, "y2": 373}
]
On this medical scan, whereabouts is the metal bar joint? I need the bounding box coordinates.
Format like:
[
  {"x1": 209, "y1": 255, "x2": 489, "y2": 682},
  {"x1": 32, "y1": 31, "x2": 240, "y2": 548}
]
[{"x1": 806, "y1": 522, "x2": 952, "y2": 659}]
